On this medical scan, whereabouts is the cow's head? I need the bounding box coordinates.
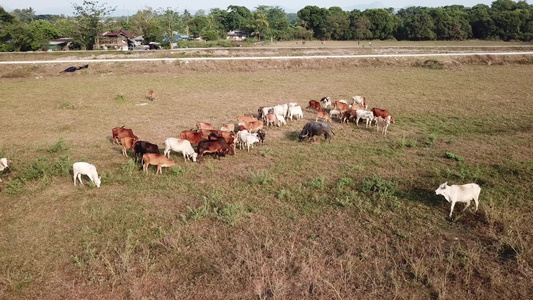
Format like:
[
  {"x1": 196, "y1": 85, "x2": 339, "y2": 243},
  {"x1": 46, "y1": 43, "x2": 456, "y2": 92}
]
[{"x1": 435, "y1": 182, "x2": 449, "y2": 196}]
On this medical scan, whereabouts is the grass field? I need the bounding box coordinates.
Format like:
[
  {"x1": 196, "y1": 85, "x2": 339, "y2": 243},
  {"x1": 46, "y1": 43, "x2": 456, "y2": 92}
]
[{"x1": 1, "y1": 51, "x2": 533, "y2": 299}]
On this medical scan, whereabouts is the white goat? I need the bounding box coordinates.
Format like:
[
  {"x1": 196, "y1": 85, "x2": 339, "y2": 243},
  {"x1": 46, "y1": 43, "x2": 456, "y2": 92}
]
[
  {"x1": 164, "y1": 138, "x2": 198, "y2": 162},
  {"x1": 288, "y1": 105, "x2": 303, "y2": 120},
  {"x1": 73, "y1": 162, "x2": 101, "y2": 188},
  {"x1": 376, "y1": 116, "x2": 392, "y2": 135},
  {"x1": 435, "y1": 182, "x2": 481, "y2": 218},
  {"x1": 355, "y1": 110, "x2": 374, "y2": 127}
]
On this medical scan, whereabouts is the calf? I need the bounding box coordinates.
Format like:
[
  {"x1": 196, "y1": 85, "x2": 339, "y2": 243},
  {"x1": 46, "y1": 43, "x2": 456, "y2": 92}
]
[
  {"x1": 245, "y1": 133, "x2": 260, "y2": 152},
  {"x1": 316, "y1": 111, "x2": 332, "y2": 123},
  {"x1": 112, "y1": 126, "x2": 137, "y2": 144},
  {"x1": 306, "y1": 100, "x2": 323, "y2": 112},
  {"x1": 120, "y1": 136, "x2": 138, "y2": 157},
  {"x1": 180, "y1": 130, "x2": 203, "y2": 146},
  {"x1": 265, "y1": 113, "x2": 279, "y2": 127},
  {"x1": 435, "y1": 182, "x2": 481, "y2": 218},
  {"x1": 257, "y1": 129, "x2": 266, "y2": 144},
  {"x1": 277, "y1": 114, "x2": 287, "y2": 126},
  {"x1": 220, "y1": 123, "x2": 235, "y2": 132},
  {"x1": 73, "y1": 162, "x2": 101, "y2": 188},
  {"x1": 164, "y1": 138, "x2": 198, "y2": 162},
  {"x1": 148, "y1": 90, "x2": 156, "y2": 101},
  {"x1": 371, "y1": 107, "x2": 395, "y2": 123},
  {"x1": 376, "y1": 116, "x2": 392, "y2": 136},
  {"x1": 143, "y1": 153, "x2": 175, "y2": 174},
  {"x1": 134, "y1": 141, "x2": 160, "y2": 164}
]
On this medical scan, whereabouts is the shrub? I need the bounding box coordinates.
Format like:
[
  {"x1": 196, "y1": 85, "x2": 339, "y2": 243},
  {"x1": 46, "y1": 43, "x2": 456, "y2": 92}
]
[
  {"x1": 47, "y1": 138, "x2": 70, "y2": 153},
  {"x1": 445, "y1": 152, "x2": 465, "y2": 162}
]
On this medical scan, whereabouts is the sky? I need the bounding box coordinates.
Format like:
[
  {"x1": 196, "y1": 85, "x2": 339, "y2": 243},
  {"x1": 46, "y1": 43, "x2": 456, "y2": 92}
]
[{"x1": 2, "y1": 0, "x2": 497, "y2": 16}]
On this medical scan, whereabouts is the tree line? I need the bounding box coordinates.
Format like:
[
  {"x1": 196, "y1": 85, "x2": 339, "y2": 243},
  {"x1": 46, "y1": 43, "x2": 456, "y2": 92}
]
[{"x1": 1, "y1": 0, "x2": 532, "y2": 52}]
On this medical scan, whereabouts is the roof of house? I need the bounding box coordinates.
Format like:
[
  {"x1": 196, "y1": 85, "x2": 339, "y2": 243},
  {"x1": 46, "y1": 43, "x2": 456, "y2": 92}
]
[
  {"x1": 227, "y1": 30, "x2": 247, "y2": 36},
  {"x1": 49, "y1": 38, "x2": 73, "y2": 45},
  {"x1": 100, "y1": 30, "x2": 132, "y2": 38}
]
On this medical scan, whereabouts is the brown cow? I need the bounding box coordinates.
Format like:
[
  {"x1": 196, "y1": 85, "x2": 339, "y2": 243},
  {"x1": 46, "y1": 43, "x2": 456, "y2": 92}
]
[
  {"x1": 371, "y1": 108, "x2": 395, "y2": 123},
  {"x1": 334, "y1": 101, "x2": 350, "y2": 113},
  {"x1": 341, "y1": 105, "x2": 366, "y2": 123},
  {"x1": 148, "y1": 90, "x2": 156, "y2": 101},
  {"x1": 265, "y1": 113, "x2": 279, "y2": 127},
  {"x1": 238, "y1": 116, "x2": 256, "y2": 123},
  {"x1": 120, "y1": 136, "x2": 138, "y2": 157},
  {"x1": 197, "y1": 138, "x2": 234, "y2": 159},
  {"x1": 196, "y1": 121, "x2": 214, "y2": 131},
  {"x1": 112, "y1": 126, "x2": 138, "y2": 144},
  {"x1": 306, "y1": 100, "x2": 323, "y2": 112},
  {"x1": 180, "y1": 130, "x2": 203, "y2": 145},
  {"x1": 238, "y1": 120, "x2": 264, "y2": 132},
  {"x1": 316, "y1": 111, "x2": 332, "y2": 123},
  {"x1": 143, "y1": 153, "x2": 175, "y2": 174}
]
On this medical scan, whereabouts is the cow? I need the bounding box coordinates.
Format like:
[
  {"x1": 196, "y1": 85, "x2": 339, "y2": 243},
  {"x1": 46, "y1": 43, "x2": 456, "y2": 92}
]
[
  {"x1": 260, "y1": 107, "x2": 273, "y2": 120},
  {"x1": 200, "y1": 129, "x2": 219, "y2": 139},
  {"x1": 371, "y1": 107, "x2": 395, "y2": 123},
  {"x1": 245, "y1": 133, "x2": 260, "y2": 152},
  {"x1": 277, "y1": 114, "x2": 287, "y2": 126},
  {"x1": 134, "y1": 141, "x2": 160, "y2": 164},
  {"x1": 164, "y1": 138, "x2": 198, "y2": 162},
  {"x1": 112, "y1": 126, "x2": 137, "y2": 144},
  {"x1": 355, "y1": 110, "x2": 374, "y2": 127},
  {"x1": 329, "y1": 108, "x2": 341, "y2": 120},
  {"x1": 376, "y1": 116, "x2": 392, "y2": 135},
  {"x1": 143, "y1": 153, "x2": 175, "y2": 174},
  {"x1": 334, "y1": 101, "x2": 350, "y2": 115},
  {"x1": 197, "y1": 137, "x2": 234, "y2": 159},
  {"x1": 238, "y1": 120, "x2": 264, "y2": 132},
  {"x1": 320, "y1": 97, "x2": 332, "y2": 108},
  {"x1": 435, "y1": 182, "x2": 481, "y2": 218},
  {"x1": 120, "y1": 136, "x2": 138, "y2": 157},
  {"x1": 299, "y1": 121, "x2": 335, "y2": 143},
  {"x1": 306, "y1": 100, "x2": 323, "y2": 112},
  {"x1": 238, "y1": 116, "x2": 256, "y2": 123},
  {"x1": 352, "y1": 96, "x2": 367, "y2": 109},
  {"x1": 148, "y1": 90, "x2": 156, "y2": 101},
  {"x1": 288, "y1": 105, "x2": 303, "y2": 120},
  {"x1": 180, "y1": 130, "x2": 203, "y2": 146},
  {"x1": 0, "y1": 158, "x2": 11, "y2": 171},
  {"x1": 73, "y1": 162, "x2": 101, "y2": 188},
  {"x1": 196, "y1": 121, "x2": 214, "y2": 131},
  {"x1": 220, "y1": 123, "x2": 235, "y2": 132},
  {"x1": 316, "y1": 111, "x2": 332, "y2": 123},
  {"x1": 209, "y1": 131, "x2": 238, "y2": 153}
]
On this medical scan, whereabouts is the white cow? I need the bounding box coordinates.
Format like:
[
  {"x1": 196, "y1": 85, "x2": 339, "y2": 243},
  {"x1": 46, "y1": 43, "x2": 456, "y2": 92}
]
[
  {"x1": 321, "y1": 97, "x2": 332, "y2": 108},
  {"x1": 435, "y1": 182, "x2": 481, "y2": 218},
  {"x1": 245, "y1": 133, "x2": 260, "y2": 152},
  {"x1": 276, "y1": 114, "x2": 287, "y2": 126},
  {"x1": 261, "y1": 107, "x2": 273, "y2": 120},
  {"x1": 352, "y1": 96, "x2": 367, "y2": 109},
  {"x1": 0, "y1": 158, "x2": 10, "y2": 171},
  {"x1": 237, "y1": 130, "x2": 250, "y2": 149},
  {"x1": 73, "y1": 162, "x2": 101, "y2": 188},
  {"x1": 164, "y1": 138, "x2": 198, "y2": 162},
  {"x1": 329, "y1": 108, "x2": 341, "y2": 120},
  {"x1": 272, "y1": 105, "x2": 285, "y2": 117},
  {"x1": 288, "y1": 105, "x2": 304, "y2": 120},
  {"x1": 355, "y1": 110, "x2": 374, "y2": 127}
]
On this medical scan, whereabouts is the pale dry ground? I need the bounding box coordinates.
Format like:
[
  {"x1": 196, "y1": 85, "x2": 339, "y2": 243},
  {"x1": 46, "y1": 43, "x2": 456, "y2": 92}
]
[{"x1": 0, "y1": 57, "x2": 533, "y2": 299}]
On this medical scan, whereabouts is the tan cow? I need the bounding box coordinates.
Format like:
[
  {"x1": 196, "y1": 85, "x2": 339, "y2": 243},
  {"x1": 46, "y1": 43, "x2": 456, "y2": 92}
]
[
  {"x1": 238, "y1": 120, "x2": 264, "y2": 132},
  {"x1": 196, "y1": 121, "x2": 214, "y2": 131},
  {"x1": 143, "y1": 153, "x2": 175, "y2": 174},
  {"x1": 316, "y1": 111, "x2": 332, "y2": 123},
  {"x1": 237, "y1": 115, "x2": 256, "y2": 123},
  {"x1": 120, "y1": 136, "x2": 138, "y2": 157}
]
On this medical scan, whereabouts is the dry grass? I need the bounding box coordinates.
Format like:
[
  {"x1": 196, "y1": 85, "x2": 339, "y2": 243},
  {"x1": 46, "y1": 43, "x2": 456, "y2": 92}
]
[{"x1": 0, "y1": 50, "x2": 532, "y2": 299}]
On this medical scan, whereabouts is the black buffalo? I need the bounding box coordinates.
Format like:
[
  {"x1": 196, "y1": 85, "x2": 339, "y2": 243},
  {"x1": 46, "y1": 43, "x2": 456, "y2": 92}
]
[{"x1": 299, "y1": 121, "x2": 334, "y2": 143}]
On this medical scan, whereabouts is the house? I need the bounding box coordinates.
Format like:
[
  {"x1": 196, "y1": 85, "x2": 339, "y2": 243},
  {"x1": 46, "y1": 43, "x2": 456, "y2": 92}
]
[
  {"x1": 49, "y1": 38, "x2": 73, "y2": 51},
  {"x1": 96, "y1": 30, "x2": 134, "y2": 50},
  {"x1": 226, "y1": 30, "x2": 247, "y2": 41}
]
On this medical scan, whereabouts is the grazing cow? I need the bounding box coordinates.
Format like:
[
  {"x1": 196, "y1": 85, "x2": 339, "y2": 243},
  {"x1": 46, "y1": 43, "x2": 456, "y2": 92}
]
[
  {"x1": 376, "y1": 116, "x2": 392, "y2": 136},
  {"x1": 288, "y1": 105, "x2": 303, "y2": 120},
  {"x1": 196, "y1": 121, "x2": 214, "y2": 131},
  {"x1": 355, "y1": 110, "x2": 374, "y2": 127},
  {"x1": 143, "y1": 153, "x2": 175, "y2": 174},
  {"x1": 352, "y1": 96, "x2": 367, "y2": 109},
  {"x1": 316, "y1": 111, "x2": 332, "y2": 123},
  {"x1": 272, "y1": 105, "x2": 285, "y2": 118},
  {"x1": 435, "y1": 182, "x2": 481, "y2": 218},
  {"x1": 334, "y1": 101, "x2": 350, "y2": 114},
  {"x1": 238, "y1": 120, "x2": 264, "y2": 132},
  {"x1": 299, "y1": 121, "x2": 335, "y2": 143},
  {"x1": 320, "y1": 97, "x2": 332, "y2": 108},
  {"x1": 134, "y1": 141, "x2": 160, "y2": 164},
  {"x1": 220, "y1": 123, "x2": 235, "y2": 132},
  {"x1": 306, "y1": 100, "x2": 323, "y2": 112},
  {"x1": 0, "y1": 158, "x2": 11, "y2": 171},
  {"x1": 180, "y1": 131, "x2": 203, "y2": 146},
  {"x1": 112, "y1": 126, "x2": 137, "y2": 144},
  {"x1": 277, "y1": 114, "x2": 287, "y2": 126},
  {"x1": 257, "y1": 129, "x2": 266, "y2": 144},
  {"x1": 149, "y1": 90, "x2": 157, "y2": 101},
  {"x1": 237, "y1": 130, "x2": 250, "y2": 149},
  {"x1": 164, "y1": 138, "x2": 198, "y2": 162},
  {"x1": 197, "y1": 138, "x2": 234, "y2": 159},
  {"x1": 371, "y1": 107, "x2": 395, "y2": 123},
  {"x1": 265, "y1": 113, "x2": 280, "y2": 127},
  {"x1": 238, "y1": 115, "x2": 256, "y2": 123},
  {"x1": 120, "y1": 136, "x2": 138, "y2": 157},
  {"x1": 73, "y1": 162, "x2": 101, "y2": 188},
  {"x1": 210, "y1": 131, "x2": 238, "y2": 153}
]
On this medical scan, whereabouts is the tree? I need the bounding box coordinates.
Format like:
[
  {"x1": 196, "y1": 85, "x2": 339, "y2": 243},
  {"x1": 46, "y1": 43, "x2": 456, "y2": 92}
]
[
  {"x1": 469, "y1": 4, "x2": 495, "y2": 39},
  {"x1": 72, "y1": 1, "x2": 116, "y2": 50},
  {"x1": 226, "y1": 5, "x2": 252, "y2": 32},
  {"x1": 362, "y1": 9, "x2": 399, "y2": 40},
  {"x1": 28, "y1": 20, "x2": 58, "y2": 49},
  {"x1": 54, "y1": 18, "x2": 77, "y2": 37},
  {"x1": 327, "y1": 7, "x2": 350, "y2": 40},
  {"x1": 354, "y1": 16, "x2": 373, "y2": 41},
  {"x1": 159, "y1": 7, "x2": 181, "y2": 47},
  {"x1": 297, "y1": 5, "x2": 330, "y2": 39},
  {"x1": 248, "y1": 12, "x2": 269, "y2": 40},
  {"x1": 12, "y1": 7, "x2": 35, "y2": 23},
  {"x1": 130, "y1": 8, "x2": 161, "y2": 43}
]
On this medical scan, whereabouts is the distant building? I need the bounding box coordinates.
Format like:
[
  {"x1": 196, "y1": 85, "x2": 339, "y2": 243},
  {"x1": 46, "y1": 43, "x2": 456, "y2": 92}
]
[
  {"x1": 226, "y1": 30, "x2": 247, "y2": 41},
  {"x1": 96, "y1": 30, "x2": 134, "y2": 50},
  {"x1": 48, "y1": 38, "x2": 73, "y2": 51}
]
